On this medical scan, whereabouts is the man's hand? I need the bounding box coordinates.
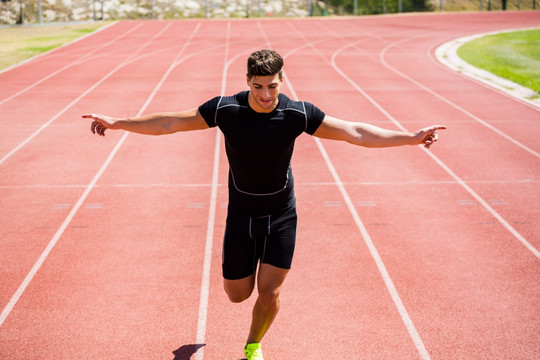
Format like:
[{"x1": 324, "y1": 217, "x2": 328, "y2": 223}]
[
  {"x1": 83, "y1": 113, "x2": 118, "y2": 137},
  {"x1": 412, "y1": 125, "x2": 447, "y2": 148}
]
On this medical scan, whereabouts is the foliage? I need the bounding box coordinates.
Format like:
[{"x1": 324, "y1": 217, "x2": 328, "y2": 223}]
[{"x1": 322, "y1": 0, "x2": 433, "y2": 14}]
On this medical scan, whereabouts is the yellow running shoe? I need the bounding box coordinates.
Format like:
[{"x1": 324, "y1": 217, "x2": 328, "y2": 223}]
[{"x1": 244, "y1": 343, "x2": 264, "y2": 360}]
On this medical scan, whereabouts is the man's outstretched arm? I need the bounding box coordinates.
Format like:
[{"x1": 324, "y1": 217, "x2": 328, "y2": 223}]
[
  {"x1": 83, "y1": 108, "x2": 209, "y2": 136},
  {"x1": 313, "y1": 115, "x2": 446, "y2": 149}
]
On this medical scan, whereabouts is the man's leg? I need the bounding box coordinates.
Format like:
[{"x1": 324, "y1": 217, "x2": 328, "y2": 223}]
[
  {"x1": 224, "y1": 273, "x2": 256, "y2": 303},
  {"x1": 246, "y1": 263, "x2": 289, "y2": 344}
]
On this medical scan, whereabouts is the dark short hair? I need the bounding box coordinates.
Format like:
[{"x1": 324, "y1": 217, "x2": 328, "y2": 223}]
[{"x1": 247, "y1": 49, "x2": 283, "y2": 79}]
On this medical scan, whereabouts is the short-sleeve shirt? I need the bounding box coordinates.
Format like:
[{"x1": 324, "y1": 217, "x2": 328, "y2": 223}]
[{"x1": 198, "y1": 91, "x2": 325, "y2": 215}]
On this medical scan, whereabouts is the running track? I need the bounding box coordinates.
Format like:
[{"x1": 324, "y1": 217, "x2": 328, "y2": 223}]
[{"x1": 1, "y1": 11, "x2": 539, "y2": 360}]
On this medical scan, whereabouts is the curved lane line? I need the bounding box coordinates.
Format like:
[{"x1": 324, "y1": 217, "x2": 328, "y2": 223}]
[
  {"x1": 379, "y1": 36, "x2": 540, "y2": 159},
  {"x1": 331, "y1": 42, "x2": 539, "y2": 260},
  {"x1": 319, "y1": 20, "x2": 540, "y2": 157}
]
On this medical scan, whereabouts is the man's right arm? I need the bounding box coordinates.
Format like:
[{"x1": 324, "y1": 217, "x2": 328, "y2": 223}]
[{"x1": 83, "y1": 107, "x2": 209, "y2": 137}]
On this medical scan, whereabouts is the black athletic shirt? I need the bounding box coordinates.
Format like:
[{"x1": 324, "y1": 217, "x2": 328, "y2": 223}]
[{"x1": 198, "y1": 91, "x2": 325, "y2": 215}]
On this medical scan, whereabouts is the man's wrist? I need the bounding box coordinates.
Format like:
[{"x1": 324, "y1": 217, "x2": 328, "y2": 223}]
[
  {"x1": 405, "y1": 132, "x2": 418, "y2": 146},
  {"x1": 111, "y1": 118, "x2": 127, "y2": 130}
]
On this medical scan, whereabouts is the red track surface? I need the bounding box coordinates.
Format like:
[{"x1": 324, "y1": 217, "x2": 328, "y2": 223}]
[{"x1": 1, "y1": 12, "x2": 539, "y2": 360}]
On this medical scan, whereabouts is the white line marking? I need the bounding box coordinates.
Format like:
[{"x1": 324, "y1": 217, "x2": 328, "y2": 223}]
[
  {"x1": 324, "y1": 201, "x2": 343, "y2": 207},
  {"x1": 194, "y1": 27, "x2": 271, "y2": 359},
  {"x1": 51, "y1": 204, "x2": 70, "y2": 210},
  {"x1": 421, "y1": 149, "x2": 539, "y2": 259},
  {"x1": 331, "y1": 40, "x2": 539, "y2": 260},
  {"x1": 188, "y1": 202, "x2": 206, "y2": 206},
  {"x1": 194, "y1": 129, "x2": 221, "y2": 360},
  {"x1": 112, "y1": 183, "x2": 215, "y2": 188},
  {"x1": 357, "y1": 200, "x2": 376, "y2": 207},
  {"x1": 315, "y1": 137, "x2": 433, "y2": 360},
  {"x1": 194, "y1": 21, "x2": 230, "y2": 360},
  {"x1": 283, "y1": 22, "x2": 432, "y2": 359},
  {"x1": 84, "y1": 203, "x2": 103, "y2": 209},
  {"x1": 1, "y1": 178, "x2": 536, "y2": 191},
  {"x1": 0, "y1": 21, "x2": 202, "y2": 328},
  {"x1": 0, "y1": 131, "x2": 129, "y2": 328}
]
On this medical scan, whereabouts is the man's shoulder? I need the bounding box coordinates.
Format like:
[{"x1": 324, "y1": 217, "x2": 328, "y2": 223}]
[
  {"x1": 219, "y1": 91, "x2": 249, "y2": 109},
  {"x1": 199, "y1": 91, "x2": 249, "y2": 127},
  {"x1": 277, "y1": 93, "x2": 325, "y2": 134},
  {"x1": 277, "y1": 93, "x2": 317, "y2": 115}
]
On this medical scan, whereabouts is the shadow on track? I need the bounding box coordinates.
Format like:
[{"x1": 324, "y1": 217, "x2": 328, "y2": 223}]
[{"x1": 172, "y1": 344, "x2": 205, "y2": 360}]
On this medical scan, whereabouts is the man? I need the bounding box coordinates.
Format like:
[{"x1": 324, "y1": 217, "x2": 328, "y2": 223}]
[{"x1": 84, "y1": 49, "x2": 445, "y2": 360}]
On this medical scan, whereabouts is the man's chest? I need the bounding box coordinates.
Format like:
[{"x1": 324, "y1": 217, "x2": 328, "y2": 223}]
[{"x1": 218, "y1": 110, "x2": 303, "y2": 157}]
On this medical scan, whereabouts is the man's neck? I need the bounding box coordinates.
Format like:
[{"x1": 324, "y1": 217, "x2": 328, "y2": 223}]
[{"x1": 248, "y1": 91, "x2": 279, "y2": 113}]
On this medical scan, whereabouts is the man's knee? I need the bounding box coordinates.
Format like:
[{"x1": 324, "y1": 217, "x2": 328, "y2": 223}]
[
  {"x1": 226, "y1": 289, "x2": 251, "y2": 303},
  {"x1": 256, "y1": 263, "x2": 288, "y2": 307},
  {"x1": 257, "y1": 287, "x2": 281, "y2": 309},
  {"x1": 223, "y1": 275, "x2": 255, "y2": 303}
]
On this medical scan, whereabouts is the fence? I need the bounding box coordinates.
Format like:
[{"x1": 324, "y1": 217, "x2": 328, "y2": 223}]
[{"x1": 1, "y1": 0, "x2": 538, "y2": 25}]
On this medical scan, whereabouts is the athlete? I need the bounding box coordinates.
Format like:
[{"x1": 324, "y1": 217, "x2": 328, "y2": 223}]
[{"x1": 83, "y1": 49, "x2": 445, "y2": 360}]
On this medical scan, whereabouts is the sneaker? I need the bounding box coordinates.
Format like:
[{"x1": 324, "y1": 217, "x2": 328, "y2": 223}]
[{"x1": 244, "y1": 343, "x2": 264, "y2": 360}]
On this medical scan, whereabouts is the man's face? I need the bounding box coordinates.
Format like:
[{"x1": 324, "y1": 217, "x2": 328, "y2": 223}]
[{"x1": 246, "y1": 74, "x2": 283, "y2": 113}]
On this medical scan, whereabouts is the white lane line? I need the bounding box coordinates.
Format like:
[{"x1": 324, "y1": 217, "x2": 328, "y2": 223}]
[
  {"x1": 2, "y1": 178, "x2": 537, "y2": 191},
  {"x1": 0, "y1": 21, "x2": 202, "y2": 328},
  {"x1": 270, "y1": 21, "x2": 432, "y2": 360},
  {"x1": 0, "y1": 131, "x2": 128, "y2": 328},
  {"x1": 0, "y1": 23, "x2": 172, "y2": 167},
  {"x1": 421, "y1": 149, "x2": 539, "y2": 258},
  {"x1": 195, "y1": 27, "x2": 271, "y2": 359},
  {"x1": 0, "y1": 23, "x2": 143, "y2": 107},
  {"x1": 193, "y1": 21, "x2": 230, "y2": 360},
  {"x1": 4, "y1": 177, "x2": 537, "y2": 191},
  {"x1": 379, "y1": 37, "x2": 540, "y2": 159},
  {"x1": 194, "y1": 126, "x2": 221, "y2": 360},
  {"x1": 314, "y1": 137, "x2": 433, "y2": 360},
  {"x1": 330, "y1": 44, "x2": 539, "y2": 259}
]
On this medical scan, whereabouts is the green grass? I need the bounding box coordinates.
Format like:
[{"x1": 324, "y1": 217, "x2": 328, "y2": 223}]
[
  {"x1": 457, "y1": 29, "x2": 540, "y2": 95},
  {"x1": 0, "y1": 22, "x2": 110, "y2": 71}
]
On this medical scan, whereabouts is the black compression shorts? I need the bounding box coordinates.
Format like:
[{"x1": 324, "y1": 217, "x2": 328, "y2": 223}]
[{"x1": 222, "y1": 206, "x2": 298, "y2": 280}]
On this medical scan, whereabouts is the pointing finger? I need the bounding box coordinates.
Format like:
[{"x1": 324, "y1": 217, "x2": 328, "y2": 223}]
[{"x1": 431, "y1": 125, "x2": 447, "y2": 131}]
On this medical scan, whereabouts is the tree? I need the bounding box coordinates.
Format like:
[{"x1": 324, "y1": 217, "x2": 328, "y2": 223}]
[{"x1": 323, "y1": 0, "x2": 431, "y2": 15}]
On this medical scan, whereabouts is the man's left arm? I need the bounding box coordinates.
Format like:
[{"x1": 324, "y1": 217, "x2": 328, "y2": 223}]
[{"x1": 313, "y1": 115, "x2": 446, "y2": 149}]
